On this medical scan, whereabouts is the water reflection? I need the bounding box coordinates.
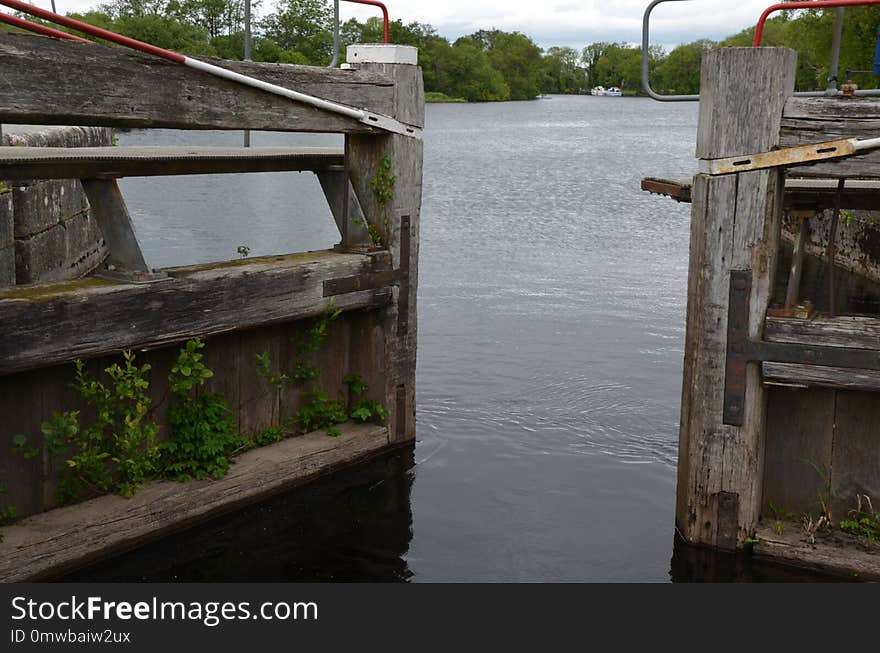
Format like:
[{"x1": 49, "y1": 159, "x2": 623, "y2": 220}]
[
  {"x1": 61, "y1": 449, "x2": 415, "y2": 582},
  {"x1": 669, "y1": 533, "x2": 848, "y2": 582}
]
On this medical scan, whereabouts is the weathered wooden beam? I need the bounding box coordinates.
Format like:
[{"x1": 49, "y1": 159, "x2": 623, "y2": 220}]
[
  {"x1": 780, "y1": 96, "x2": 880, "y2": 178},
  {"x1": 0, "y1": 33, "x2": 395, "y2": 133},
  {"x1": 348, "y1": 54, "x2": 423, "y2": 445},
  {"x1": 80, "y1": 178, "x2": 151, "y2": 274},
  {"x1": 677, "y1": 47, "x2": 796, "y2": 550},
  {"x1": 641, "y1": 175, "x2": 880, "y2": 210},
  {"x1": 753, "y1": 523, "x2": 880, "y2": 580},
  {"x1": 763, "y1": 362, "x2": 880, "y2": 392},
  {"x1": 0, "y1": 146, "x2": 344, "y2": 180},
  {"x1": 762, "y1": 315, "x2": 880, "y2": 390},
  {"x1": 0, "y1": 422, "x2": 394, "y2": 582},
  {"x1": 0, "y1": 250, "x2": 393, "y2": 375}
]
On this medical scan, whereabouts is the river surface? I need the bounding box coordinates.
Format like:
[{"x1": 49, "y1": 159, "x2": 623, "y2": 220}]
[{"x1": 64, "y1": 95, "x2": 816, "y2": 582}]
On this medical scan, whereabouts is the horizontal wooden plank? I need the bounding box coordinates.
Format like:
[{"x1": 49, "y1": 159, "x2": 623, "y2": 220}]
[
  {"x1": 0, "y1": 146, "x2": 343, "y2": 180},
  {"x1": 763, "y1": 362, "x2": 880, "y2": 392},
  {"x1": 0, "y1": 250, "x2": 393, "y2": 375},
  {"x1": 0, "y1": 422, "x2": 394, "y2": 582},
  {"x1": 641, "y1": 175, "x2": 880, "y2": 209},
  {"x1": 766, "y1": 315, "x2": 880, "y2": 349},
  {"x1": 780, "y1": 96, "x2": 880, "y2": 178},
  {"x1": 763, "y1": 315, "x2": 880, "y2": 390},
  {"x1": 753, "y1": 523, "x2": 880, "y2": 580},
  {"x1": 0, "y1": 33, "x2": 396, "y2": 133}
]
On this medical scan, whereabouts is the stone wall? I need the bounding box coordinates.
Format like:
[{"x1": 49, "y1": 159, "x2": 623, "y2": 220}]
[{"x1": 0, "y1": 126, "x2": 113, "y2": 286}]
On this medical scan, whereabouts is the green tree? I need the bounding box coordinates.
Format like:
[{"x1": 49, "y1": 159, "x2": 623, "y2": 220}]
[
  {"x1": 459, "y1": 30, "x2": 543, "y2": 100},
  {"x1": 542, "y1": 46, "x2": 587, "y2": 94},
  {"x1": 261, "y1": 0, "x2": 333, "y2": 65}
]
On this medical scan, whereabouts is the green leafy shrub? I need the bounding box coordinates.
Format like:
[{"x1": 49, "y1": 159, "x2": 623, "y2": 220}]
[
  {"x1": 15, "y1": 353, "x2": 159, "y2": 502},
  {"x1": 840, "y1": 495, "x2": 880, "y2": 542},
  {"x1": 159, "y1": 338, "x2": 242, "y2": 481}
]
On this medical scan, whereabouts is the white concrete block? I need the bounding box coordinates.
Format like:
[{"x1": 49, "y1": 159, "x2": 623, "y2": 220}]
[{"x1": 346, "y1": 44, "x2": 418, "y2": 65}]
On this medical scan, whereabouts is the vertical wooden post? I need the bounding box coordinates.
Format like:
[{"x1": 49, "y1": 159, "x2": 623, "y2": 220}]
[
  {"x1": 347, "y1": 46, "x2": 423, "y2": 444},
  {"x1": 677, "y1": 48, "x2": 796, "y2": 549}
]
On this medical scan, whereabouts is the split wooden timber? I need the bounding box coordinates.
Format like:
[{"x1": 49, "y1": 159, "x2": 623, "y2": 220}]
[
  {"x1": 0, "y1": 33, "x2": 408, "y2": 134},
  {"x1": 0, "y1": 422, "x2": 395, "y2": 582},
  {"x1": 677, "y1": 47, "x2": 796, "y2": 550},
  {"x1": 642, "y1": 176, "x2": 880, "y2": 210},
  {"x1": 0, "y1": 250, "x2": 393, "y2": 376}
]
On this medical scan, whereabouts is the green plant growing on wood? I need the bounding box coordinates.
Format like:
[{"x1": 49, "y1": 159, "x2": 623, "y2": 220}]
[
  {"x1": 256, "y1": 299, "x2": 342, "y2": 390},
  {"x1": 344, "y1": 373, "x2": 387, "y2": 424},
  {"x1": 840, "y1": 494, "x2": 880, "y2": 542},
  {"x1": 159, "y1": 338, "x2": 242, "y2": 481},
  {"x1": 15, "y1": 353, "x2": 159, "y2": 503},
  {"x1": 364, "y1": 155, "x2": 396, "y2": 246},
  {"x1": 237, "y1": 245, "x2": 251, "y2": 259},
  {"x1": 0, "y1": 181, "x2": 9, "y2": 194},
  {"x1": 0, "y1": 483, "x2": 15, "y2": 543}
]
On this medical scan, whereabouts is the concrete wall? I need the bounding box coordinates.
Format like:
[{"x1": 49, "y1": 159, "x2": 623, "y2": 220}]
[{"x1": 1, "y1": 126, "x2": 112, "y2": 286}]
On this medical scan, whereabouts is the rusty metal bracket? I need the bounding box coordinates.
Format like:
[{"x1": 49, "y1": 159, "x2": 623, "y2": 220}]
[
  {"x1": 700, "y1": 138, "x2": 860, "y2": 176},
  {"x1": 723, "y1": 270, "x2": 880, "y2": 425},
  {"x1": 323, "y1": 218, "x2": 411, "y2": 297}
]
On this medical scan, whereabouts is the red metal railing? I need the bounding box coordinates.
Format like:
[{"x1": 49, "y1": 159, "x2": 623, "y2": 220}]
[
  {"x1": 753, "y1": 0, "x2": 880, "y2": 46},
  {"x1": 0, "y1": 0, "x2": 185, "y2": 61},
  {"x1": 0, "y1": 11, "x2": 89, "y2": 41},
  {"x1": 342, "y1": 0, "x2": 389, "y2": 43}
]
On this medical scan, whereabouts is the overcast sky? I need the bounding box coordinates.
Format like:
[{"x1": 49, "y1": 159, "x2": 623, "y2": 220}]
[{"x1": 43, "y1": 0, "x2": 779, "y2": 50}]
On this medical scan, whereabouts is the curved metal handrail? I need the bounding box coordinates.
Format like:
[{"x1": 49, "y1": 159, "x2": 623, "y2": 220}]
[{"x1": 642, "y1": 0, "x2": 880, "y2": 101}]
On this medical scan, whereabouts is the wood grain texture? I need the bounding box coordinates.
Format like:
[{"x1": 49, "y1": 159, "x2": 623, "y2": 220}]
[
  {"x1": 763, "y1": 362, "x2": 880, "y2": 391},
  {"x1": 348, "y1": 60, "x2": 423, "y2": 444},
  {"x1": 766, "y1": 315, "x2": 880, "y2": 349},
  {"x1": 762, "y1": 387, "x2": 834, "y2": 517},
  {"x1": 780, "y1": 96, "x2": 880, "y2": 178},
  {"x1": 0, "y1": 33, "x2": 394, "y2": 133},
  {"x1": 831, "y1": 391, "x2": 880, "y2": 522},
  {"x1": 696, "y1": 47, "x2": 797, "y2": 159},
  {"x1": 678, "y1": 47, "x2": 794, "y2": 549},
  {"x1": 0, "y1": 423, "x2": 392, "y2": 582},
  {"x1": 0, "y1": 250, "x2": 392, "y2": 376}
]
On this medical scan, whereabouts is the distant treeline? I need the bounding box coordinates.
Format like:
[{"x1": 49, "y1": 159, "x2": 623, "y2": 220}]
[{"x1": 3, "y1": 2, "x2": 880, "y2": 99}]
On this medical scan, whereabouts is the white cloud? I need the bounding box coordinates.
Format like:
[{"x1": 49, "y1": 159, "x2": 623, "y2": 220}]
[{"x1": 17, "y1": 0, "x2": 787, "y2": 48}]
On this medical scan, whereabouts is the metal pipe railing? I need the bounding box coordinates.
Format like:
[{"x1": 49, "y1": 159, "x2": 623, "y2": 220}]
[
  {"x1": 0, "y1": 0, "x2": 420, "y2": 138},
  {"x1": 643, "y1": 0, "x2": 880, "y2": 101},
  {"x1": 753, "y1": 0, "x2": 880, "y2": 46},
  {"x1": 0, "y1": 11, "x2": 89, "y2": 41},
  {"x1": 329, "y1": 0, "x2": 390, "y2": 68}
]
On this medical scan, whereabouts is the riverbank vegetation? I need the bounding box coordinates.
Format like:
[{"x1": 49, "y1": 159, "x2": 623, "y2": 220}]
[{"x1": 1, "y1": 2, "x2": 878, "y2": 100}]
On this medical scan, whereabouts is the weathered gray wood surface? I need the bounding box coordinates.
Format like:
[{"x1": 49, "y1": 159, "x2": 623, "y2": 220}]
[
  {"x1": 696, "y1": 48, "x2": 797, "y2": 159},
  {"x1": 0, "y1": 33, "x2": 396, "y2": 133},
  {"x1": 677, "y1": 48, "x2": 795, "y2": 549},
  {"x1": 348, "y1": 61, "x2": 423, "y2": 444},
  {"x1": 780, "y1": 97, "x2": 880, "y2": 178},
  {"x1": 762, "y1": 387, "x2": 834, "y2": 517},
  {"x1": 0, "y1": 250, "x2": 392, "y2": 375},
  {"x1": 642, "y1": 176, "x2": 880, "y2": 210},
  {"x1": 753, "y1": 523, "x2": 880, "y2": 580},
  {"x1": 0, "y1": 423, "x2": 394, "y2": 582},
  {"x1": 766, "y1": 315, "x2": 880, "y2": 349},
  {"x1": 832, "y1": 391, "x2": 880, "y2": 521},
  {"x1": 763, "y1": 362, "x2": 880, "y2": 391},
  {"x1": 0, "y1": 146, "x2": 344, "y2": 180}
]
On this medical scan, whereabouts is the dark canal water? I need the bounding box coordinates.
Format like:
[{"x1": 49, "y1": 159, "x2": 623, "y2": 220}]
[{"x1": 64, "y1": 96, "x2": 824, "y2": 582}]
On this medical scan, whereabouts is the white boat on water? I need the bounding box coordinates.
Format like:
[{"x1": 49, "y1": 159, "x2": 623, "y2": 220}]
[
  {"x1": 605, "y1": 87, "x2": 622, "y2": 97},
  {"x1": 590, "y1": 86, "x2": 606, "y2": 96}
]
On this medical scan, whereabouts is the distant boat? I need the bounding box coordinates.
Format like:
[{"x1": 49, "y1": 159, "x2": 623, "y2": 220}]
[
  {"x1": 590, "y1": 86, "x2": 606, "y2": 96},
  {"x1": 605, "y1": 87, "x2": 623, "y2": 97}
]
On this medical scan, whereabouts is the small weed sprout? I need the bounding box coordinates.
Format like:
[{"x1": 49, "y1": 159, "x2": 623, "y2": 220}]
[{"x1": 237, "y1": 245, "x2": 251, "y2": 259}]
